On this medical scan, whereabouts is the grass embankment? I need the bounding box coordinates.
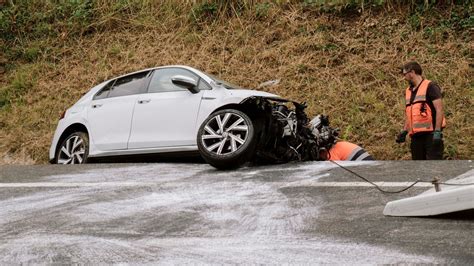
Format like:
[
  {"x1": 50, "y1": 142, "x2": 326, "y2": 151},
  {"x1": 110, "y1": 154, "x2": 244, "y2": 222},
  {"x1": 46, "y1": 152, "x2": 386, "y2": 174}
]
[{"x1": 0, "y1": 0, "x2": 472, "y2": 164}]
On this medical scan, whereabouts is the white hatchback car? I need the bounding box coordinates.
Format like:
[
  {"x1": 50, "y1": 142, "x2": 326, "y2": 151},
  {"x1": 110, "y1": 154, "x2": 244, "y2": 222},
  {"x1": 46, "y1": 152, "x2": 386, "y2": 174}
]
[{"x1": 50, "y1": 65, "x2": 319, "y2": 169}]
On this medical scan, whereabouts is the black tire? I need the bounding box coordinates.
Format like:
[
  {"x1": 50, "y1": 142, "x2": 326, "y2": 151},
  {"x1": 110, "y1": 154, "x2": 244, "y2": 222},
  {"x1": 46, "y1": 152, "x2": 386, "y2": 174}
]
[
  {"x1": 55, "y1": 132, "x2": 89, "y2": 164},
  {"x1": 197, "y1": 109, "x2": 257, "y2": 170}
]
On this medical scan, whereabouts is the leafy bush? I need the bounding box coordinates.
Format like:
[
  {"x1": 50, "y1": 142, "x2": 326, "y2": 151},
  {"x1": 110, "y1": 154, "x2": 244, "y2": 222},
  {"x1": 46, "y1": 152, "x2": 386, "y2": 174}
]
[{"x1": 0, "y1": 0, "x2": 94, "y2": 41}]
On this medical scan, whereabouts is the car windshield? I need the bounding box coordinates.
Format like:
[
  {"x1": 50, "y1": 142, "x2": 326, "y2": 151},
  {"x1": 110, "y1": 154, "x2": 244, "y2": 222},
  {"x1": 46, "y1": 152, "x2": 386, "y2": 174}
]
[{"x1": 205, "y1": 73, "x2": 244, "y2": 90}]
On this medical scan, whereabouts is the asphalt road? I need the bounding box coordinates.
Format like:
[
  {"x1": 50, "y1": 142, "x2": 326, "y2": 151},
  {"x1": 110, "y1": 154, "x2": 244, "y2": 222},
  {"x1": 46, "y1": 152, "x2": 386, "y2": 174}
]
[{"x1": 0, "y1": 160, "x2": 473, "y2": 264}]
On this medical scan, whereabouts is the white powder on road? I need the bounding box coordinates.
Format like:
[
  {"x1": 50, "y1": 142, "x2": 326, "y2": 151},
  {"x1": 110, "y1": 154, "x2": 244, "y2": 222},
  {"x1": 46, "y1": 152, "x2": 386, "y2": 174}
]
[{"x1": 0, "y1": 162, "x2": 444, "y2": 264}]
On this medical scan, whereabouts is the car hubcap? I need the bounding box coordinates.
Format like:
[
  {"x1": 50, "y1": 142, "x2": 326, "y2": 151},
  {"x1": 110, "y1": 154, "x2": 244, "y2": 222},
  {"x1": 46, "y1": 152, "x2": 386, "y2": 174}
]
[
  {"x1": 201, "y1": 112, "x2": 249, "y2": 155},
  {"x1": 58, "y1": 135, "x2": 86, "y2": 164}
]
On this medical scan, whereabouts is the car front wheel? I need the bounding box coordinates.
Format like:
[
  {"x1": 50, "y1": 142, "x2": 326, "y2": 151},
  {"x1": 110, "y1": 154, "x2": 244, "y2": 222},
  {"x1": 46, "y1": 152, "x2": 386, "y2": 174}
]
[
  {"x1": 197, "y1": 109, "x2": 256, "y2": 170},
  {"x1": 55, "y1": 132, "x2": 89, "y2": 164}
]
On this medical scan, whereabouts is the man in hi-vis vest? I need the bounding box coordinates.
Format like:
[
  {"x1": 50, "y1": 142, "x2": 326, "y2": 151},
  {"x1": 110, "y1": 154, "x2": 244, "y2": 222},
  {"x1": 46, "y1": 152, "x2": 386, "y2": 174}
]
[
  {"x1": 310, "y1": 115, "x2": 374, "y2": 161},
  {"x1": 396, "y1": 61, "x2": 446, "y2": 160}
]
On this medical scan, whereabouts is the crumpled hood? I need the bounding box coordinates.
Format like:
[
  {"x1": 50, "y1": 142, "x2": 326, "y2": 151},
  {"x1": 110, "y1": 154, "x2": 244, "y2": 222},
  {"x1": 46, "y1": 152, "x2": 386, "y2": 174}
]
[{"x1": 225, "y1": 89, "x2": 280, "y2": 99}]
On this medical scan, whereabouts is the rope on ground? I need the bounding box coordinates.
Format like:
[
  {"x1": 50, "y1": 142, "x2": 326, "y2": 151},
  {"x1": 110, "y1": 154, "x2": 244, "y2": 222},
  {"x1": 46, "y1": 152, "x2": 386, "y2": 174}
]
[{"x1": 329, "y1": 160, "x2": 474, "y2": 194}]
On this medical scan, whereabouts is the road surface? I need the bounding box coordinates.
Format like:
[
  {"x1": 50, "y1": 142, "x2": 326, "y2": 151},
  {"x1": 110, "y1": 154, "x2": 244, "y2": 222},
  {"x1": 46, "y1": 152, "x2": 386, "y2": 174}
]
[{"x1": 0, "y1": 160, "x2": 473, "y2": 264}]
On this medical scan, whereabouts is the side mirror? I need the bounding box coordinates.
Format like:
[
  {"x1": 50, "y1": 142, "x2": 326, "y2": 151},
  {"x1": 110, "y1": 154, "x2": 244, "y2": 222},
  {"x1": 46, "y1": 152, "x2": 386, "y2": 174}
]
[{"x1": 171, "y1": 75, "x2": 199, "y2": 94}]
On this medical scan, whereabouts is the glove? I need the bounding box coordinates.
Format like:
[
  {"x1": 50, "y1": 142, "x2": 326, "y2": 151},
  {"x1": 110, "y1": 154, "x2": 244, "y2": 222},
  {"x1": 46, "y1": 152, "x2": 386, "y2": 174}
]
[
  {"x1": 396, "y1": 130, "x2": 408, "y2": 143},
  {"x1": 433, "y1": 130, "x2": 443, "y2": 144}
]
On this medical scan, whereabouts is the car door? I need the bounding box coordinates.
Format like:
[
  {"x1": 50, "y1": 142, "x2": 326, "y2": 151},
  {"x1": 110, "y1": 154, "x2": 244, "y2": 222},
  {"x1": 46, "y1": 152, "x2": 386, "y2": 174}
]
[
  {"x1": 128, "y1": 67, "x2": 211, "y2": 149},
  {"x1": 87, "y1": 71, "x2": 150, "y2": 151}
]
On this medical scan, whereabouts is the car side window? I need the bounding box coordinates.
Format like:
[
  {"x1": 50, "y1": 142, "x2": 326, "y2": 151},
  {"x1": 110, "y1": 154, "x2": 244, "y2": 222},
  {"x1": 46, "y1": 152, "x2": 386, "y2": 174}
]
[
  {"x1": 148, "y1": 68, "x2": 202, "y2": 93},
  {"x1": 107, "y1": 71, "x2": 150, "y2": 98},
  {"x1": 93, "y1": 80, "x2": 115, "y2": 100}
]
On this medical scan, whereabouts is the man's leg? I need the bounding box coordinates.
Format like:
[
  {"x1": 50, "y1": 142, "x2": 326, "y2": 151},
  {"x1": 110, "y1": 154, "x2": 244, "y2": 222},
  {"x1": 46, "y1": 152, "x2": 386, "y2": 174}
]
[
  {"x1": 410, "y1": 135, "x2": 426, "y2": 160},
  {"x1": 426, "y1": 133, "x2": 444, "y2": 160}
]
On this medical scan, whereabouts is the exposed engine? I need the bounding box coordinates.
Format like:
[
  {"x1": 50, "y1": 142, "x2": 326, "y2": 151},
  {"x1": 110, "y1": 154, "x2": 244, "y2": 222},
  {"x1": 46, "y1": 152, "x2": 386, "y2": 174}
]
[{"x1": 240, "y1": 96, "x2": 338, "y2": 165}]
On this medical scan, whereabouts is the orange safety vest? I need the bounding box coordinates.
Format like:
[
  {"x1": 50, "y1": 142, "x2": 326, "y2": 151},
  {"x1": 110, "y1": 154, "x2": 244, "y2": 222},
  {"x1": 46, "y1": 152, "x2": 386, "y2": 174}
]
[
  {"x1": 328, "y1": 141, "x2": 371, "y2": 161},
  {"x1": 405, "y1": 79, "x2": 446, "y2": 136}
]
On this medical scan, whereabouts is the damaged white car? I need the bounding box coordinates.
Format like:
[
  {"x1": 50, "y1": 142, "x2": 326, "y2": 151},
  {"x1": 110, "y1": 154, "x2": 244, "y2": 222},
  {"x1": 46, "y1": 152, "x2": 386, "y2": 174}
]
[{"x1": 50, "y1": 65, "x2": 330, "y2": 169}]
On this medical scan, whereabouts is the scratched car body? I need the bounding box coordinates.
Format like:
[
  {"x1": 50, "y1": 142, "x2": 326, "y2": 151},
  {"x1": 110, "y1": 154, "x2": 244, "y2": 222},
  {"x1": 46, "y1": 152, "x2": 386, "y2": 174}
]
[{"x1": 50, "y1": 65, "x2": 320, "y2": 169}]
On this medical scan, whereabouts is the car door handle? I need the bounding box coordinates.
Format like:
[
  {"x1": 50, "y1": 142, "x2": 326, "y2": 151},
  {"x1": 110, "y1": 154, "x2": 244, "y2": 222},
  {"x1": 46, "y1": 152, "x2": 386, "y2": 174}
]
[
  {"x1": 92, "y1": 103, "x2": 102, "y2": 108},
  {"x1": 138, "y1": 99, "x2": 151, "y2": 104},
  {"x1": 202, "y1": 97, "x2": 216, "y2": 100}
]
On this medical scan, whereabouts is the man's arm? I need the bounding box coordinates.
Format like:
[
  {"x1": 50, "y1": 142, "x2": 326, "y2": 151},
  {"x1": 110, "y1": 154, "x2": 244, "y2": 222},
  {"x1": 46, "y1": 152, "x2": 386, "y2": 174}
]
[
  {"x1": 432, "y1": 98, "x2": 443, "y2": 130},
  {"x1": 427, "y1": 82, "x2": 443, "y2": 131},
  {"x1": 403, "y1": 119, "x2": 409, "y2": 132},
  {"x1": 396, "y1": 116, "x2": 409, "y2": 144}
]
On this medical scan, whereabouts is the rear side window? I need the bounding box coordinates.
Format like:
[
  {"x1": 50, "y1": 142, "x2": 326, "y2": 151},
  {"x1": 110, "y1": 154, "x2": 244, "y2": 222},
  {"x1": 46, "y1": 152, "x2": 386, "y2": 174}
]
[
  {"x1": 108, "y1": 71, "x2": 150, "y2": 98},
  {"x1": 148, "y1": 68, "x2": 202, "y2": 93}
]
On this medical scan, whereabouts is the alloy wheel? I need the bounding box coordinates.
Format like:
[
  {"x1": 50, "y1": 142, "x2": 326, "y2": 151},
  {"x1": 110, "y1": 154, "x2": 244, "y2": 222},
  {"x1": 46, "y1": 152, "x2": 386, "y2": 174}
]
[
  {"x1": 57, "y1": 135, "x2": 86, "y2": 164},
  {"x1": 201, "y1": 112, "x2": 249, "y2": 155}
]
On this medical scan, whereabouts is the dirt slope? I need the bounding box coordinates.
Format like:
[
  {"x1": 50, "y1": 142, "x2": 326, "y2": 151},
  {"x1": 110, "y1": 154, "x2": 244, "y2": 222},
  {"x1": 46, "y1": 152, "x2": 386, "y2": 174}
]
[{"x1": 0, "y1": 1, "x2": 472, "y2": 163}]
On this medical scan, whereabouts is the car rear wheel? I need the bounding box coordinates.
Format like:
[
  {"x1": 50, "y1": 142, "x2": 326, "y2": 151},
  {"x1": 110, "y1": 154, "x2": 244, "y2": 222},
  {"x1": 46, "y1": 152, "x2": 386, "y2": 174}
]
[
  {"x1": 56, "y1": 132, "x2": 89, "y2": 164},
  {"x1": 197, "y1": 109, "x2": 256, "y2": 170}
]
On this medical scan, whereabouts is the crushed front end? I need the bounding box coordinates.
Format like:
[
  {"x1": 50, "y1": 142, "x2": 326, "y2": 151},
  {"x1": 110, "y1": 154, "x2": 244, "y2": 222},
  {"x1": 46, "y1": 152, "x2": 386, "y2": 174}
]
[{"x1": 239, "y1": 96, "x2": 324, "y2": 164}]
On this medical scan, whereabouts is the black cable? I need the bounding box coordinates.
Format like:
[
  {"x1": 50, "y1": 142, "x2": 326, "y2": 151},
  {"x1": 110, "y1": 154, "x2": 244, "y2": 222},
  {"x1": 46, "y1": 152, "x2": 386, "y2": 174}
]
[
  {"x1": 329, "y1": 160, "x2": 474, "y2": 193},
  {"x1": 329, "y1": 160, "x2": 421, "y2": 194}
]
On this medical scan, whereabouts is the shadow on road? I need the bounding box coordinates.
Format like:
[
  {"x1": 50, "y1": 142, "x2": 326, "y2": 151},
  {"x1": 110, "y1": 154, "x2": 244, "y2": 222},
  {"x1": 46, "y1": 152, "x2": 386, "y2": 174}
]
[
  {"x1": 90, "y1": 152, "x2": 206, "y2": 164},
  {"x1": 424, "y1": 209, "x2": 474, "y2": 221}
]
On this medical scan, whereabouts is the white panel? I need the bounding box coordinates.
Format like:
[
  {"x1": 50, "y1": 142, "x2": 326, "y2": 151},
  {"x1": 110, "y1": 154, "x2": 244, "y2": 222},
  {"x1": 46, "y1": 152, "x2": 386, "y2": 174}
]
[
  {"x1": 87, "y1": 95, "x2": 137, "y2": 150},
  {"x1": 384, "y1": 183, "x2": 474, "y2": 216},
  {"x1": 128, "y1": 91, "x2": 202, "y2": 149}
]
